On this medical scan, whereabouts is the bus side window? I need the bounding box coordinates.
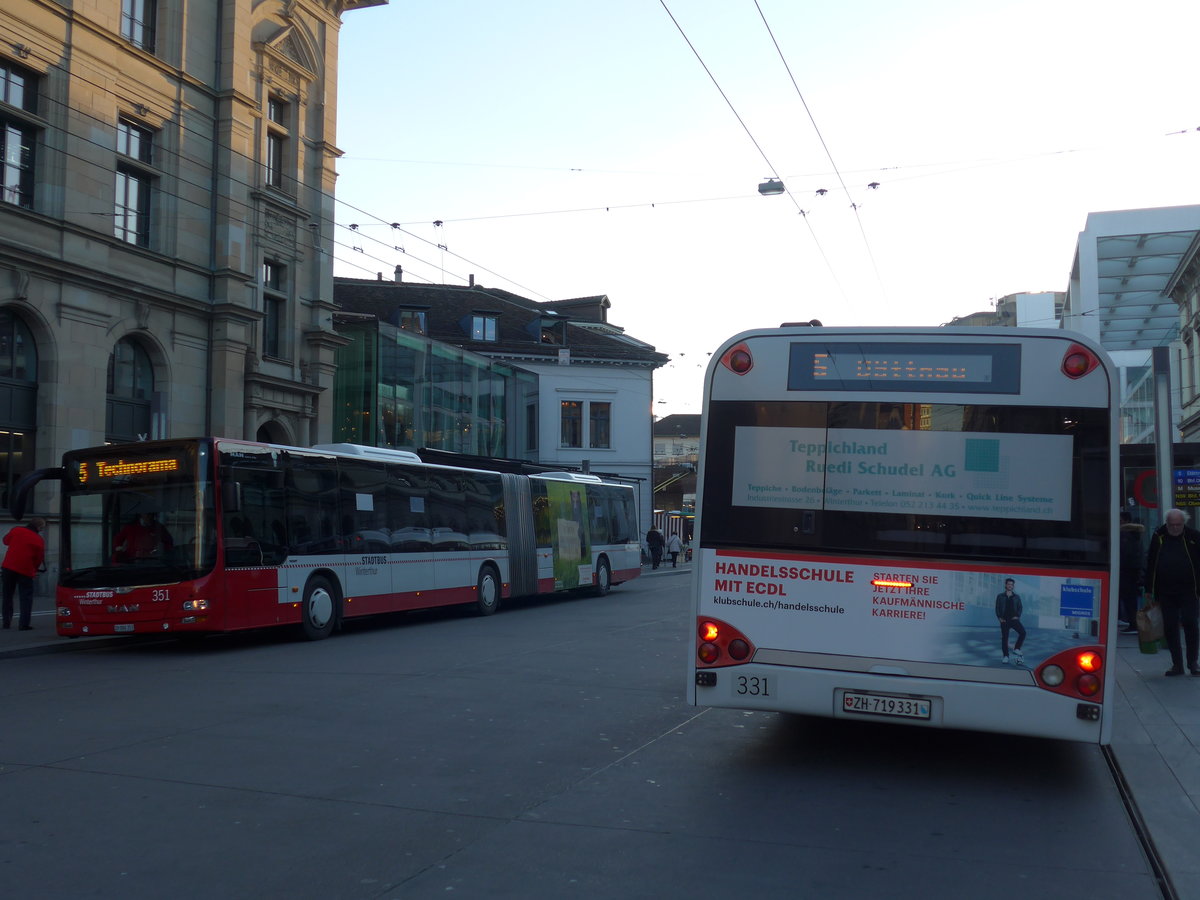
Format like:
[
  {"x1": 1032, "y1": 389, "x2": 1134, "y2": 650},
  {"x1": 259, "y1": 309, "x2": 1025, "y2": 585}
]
[
  {"x1": 284, "y1": 452, "x2": 339, "y2": 556},
  {"x1": 220, "y1": 462, "x2": 286, "y2": 566}
]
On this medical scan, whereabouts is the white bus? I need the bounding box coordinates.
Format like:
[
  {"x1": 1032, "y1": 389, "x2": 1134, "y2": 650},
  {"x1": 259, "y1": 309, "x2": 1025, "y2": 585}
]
[{"x1": 687, "y1": 327, "x2": 1117, "y2": 743}]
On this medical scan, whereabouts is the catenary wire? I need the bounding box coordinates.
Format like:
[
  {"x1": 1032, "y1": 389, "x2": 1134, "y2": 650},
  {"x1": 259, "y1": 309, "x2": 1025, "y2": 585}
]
[{"x1": 753, "y1": 0, "x2": 885, "y2": 299}]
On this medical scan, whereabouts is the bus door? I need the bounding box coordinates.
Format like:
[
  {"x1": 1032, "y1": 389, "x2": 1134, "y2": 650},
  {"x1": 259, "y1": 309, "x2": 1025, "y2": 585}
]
[
  {"x1": 427, "y1": 470, "x2": 470, "y2": 599},
  {"x1": 386, "y1": 464, "x2": 434, "y2": 606},
  {"x1": 281, "y1": 452, "x2": 342, "y2": 618},
  {"x1": 337, "y1": 460, "x2": 393, "y2": 614},
  {"x1": 217, "y1": 446, "x2": 289, "y2": 629}
]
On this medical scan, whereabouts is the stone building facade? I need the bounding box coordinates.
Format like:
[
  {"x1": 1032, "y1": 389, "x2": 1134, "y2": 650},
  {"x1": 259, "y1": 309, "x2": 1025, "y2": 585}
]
[{"x1": 0, "y1": 0, "x2": 384, "y2": 518}]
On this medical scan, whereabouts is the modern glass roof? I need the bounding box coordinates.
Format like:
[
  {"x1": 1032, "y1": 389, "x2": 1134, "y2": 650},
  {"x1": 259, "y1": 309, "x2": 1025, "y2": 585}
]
[{"x1": 1088, "y1": 228, "x2": 1199, "y2": 351}]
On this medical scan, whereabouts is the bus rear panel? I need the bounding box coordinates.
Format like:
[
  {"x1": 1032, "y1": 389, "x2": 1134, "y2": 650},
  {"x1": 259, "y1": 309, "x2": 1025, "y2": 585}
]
[{"x1": 688, "y1": 327, "x2": 1116, "y2": 743}]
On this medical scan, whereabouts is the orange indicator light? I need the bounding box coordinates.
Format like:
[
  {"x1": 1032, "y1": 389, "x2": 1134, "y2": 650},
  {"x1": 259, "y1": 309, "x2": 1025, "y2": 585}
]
[
  {"x1": 871, "y1": 579, "x2": 913, "y2": 588},
  {"x1": 1077, "y1": 651, "x2": 1101, "y2": 672},
  {"x1": 700, "y1": 621, "x2": 720, "y2": 641}
]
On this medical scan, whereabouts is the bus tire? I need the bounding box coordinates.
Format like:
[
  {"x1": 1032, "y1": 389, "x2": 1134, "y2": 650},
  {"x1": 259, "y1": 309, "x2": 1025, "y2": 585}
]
[
  {"x1": 474, "y1": 564, "x2": 500, "y2": 616},
  {"x1": 594, "y1": 557, "x2": 612, "y2": 596},
  {"x1": 300, "y1": 575, "x2": 339, "y2": 640}
]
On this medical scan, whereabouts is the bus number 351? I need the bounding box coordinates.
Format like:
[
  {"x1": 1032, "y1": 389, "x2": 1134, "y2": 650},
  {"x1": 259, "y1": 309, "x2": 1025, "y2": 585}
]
[{"x1": 736, "y1": 676, "x2": 770, "y2": 696}]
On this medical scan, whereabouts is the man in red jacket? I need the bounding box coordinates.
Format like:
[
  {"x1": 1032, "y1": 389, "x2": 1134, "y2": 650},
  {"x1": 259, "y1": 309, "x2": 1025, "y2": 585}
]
[{"x1": 2, "y1": 516, "x2": 46, "y2": 631}]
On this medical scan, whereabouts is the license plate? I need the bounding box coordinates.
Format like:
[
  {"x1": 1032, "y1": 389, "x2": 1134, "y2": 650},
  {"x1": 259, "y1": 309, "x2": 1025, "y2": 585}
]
[
  {"x1": 842, "y1": 691, "x2": 931, "y2": 720},
  {"x1": 114, "y1": 624, "x2": 134, "y2": 633}
]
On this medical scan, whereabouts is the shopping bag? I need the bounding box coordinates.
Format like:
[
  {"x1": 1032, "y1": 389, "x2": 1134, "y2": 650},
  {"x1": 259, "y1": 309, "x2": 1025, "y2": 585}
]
[{"x1": 1137, "y1": 601, "x2": 1164, "y2": 653}]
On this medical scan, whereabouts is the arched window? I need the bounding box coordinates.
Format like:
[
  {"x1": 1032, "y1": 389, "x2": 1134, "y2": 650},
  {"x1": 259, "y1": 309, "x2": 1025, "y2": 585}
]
[
  {"x1": 0, "y1": 310, "x2": 37, "y2": 509},
  {"x1": 106, "y1": 338, "x2": 153, "y2": 442}
]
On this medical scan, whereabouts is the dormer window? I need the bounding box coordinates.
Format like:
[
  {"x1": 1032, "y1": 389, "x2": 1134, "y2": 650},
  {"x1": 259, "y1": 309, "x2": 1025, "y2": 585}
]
[
  {"x1": 534, "y1": 314, "x2": 567, "y2": 345},
  {"x1": 398, "y1": 310, "x2": 426, "y2": 334},
  {"x1": 471, "y1": 315, "x2": 497, "y2": 342}
]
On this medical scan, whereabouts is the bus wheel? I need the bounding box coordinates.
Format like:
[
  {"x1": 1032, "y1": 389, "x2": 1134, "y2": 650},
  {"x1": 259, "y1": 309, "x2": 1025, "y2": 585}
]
[
  {"x1": 594, "y1": 557, "x2": 612, "y2": 596},
  {"x1": 300, "y1": 575, "x2": 339, "y2": 640},
  {"x1": 474, "y1": 564, "x2": 500, "y2": 616}
]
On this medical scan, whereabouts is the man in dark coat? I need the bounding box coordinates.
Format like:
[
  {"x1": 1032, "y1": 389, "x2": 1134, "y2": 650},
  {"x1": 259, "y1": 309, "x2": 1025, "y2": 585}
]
[
  {"x1": 645, "y1": 527, "x2": 664, "y2": 570},
  {"x1": 1144, "y1": 508, "x2": 1200, "y2": 677}
]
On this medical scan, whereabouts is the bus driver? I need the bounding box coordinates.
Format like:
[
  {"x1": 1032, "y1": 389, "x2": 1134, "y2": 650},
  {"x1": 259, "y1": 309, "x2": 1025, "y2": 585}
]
[{"x1": 113, "y1": 512, "x2": 174, "y2": 563}]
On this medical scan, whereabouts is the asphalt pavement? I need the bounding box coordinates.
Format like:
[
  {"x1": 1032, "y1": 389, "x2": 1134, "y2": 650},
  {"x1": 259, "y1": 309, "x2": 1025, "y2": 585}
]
[{"x1": 3, "y1": 565, "x2": 1195, "y2": 899}]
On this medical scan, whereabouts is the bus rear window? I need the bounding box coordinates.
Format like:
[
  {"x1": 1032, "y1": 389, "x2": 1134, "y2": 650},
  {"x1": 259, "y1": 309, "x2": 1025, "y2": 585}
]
[{"x1": 701, "y1": 400, "x2": 1109, "y2": 565}]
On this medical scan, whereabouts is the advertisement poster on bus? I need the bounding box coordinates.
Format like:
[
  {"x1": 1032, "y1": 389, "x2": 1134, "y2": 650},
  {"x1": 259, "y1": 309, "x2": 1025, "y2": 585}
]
[
  {"x1": 731, "y1": 426, "x2": 1074, "y2": 521},
  {"x1": 544, "y1": 481, "x2": 591, "y2": 589},
  {"x1": 698, "y1": 550, "x2": 1106, "y2": 670}
]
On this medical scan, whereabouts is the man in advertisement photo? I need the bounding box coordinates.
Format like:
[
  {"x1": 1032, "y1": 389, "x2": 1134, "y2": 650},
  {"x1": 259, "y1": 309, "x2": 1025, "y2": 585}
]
[{"x1": 996, "y1": 577, "x2": 1026, "y2": 665}]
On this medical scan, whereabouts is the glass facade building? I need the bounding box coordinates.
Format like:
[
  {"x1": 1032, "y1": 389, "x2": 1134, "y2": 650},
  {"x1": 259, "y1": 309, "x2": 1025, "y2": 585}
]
[{"x1": 334, "y1": 317, "x2": 538, "y2": 457}]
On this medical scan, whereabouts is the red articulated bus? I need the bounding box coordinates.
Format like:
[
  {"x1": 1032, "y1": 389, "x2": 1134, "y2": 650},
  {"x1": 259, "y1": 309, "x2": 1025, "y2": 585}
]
[{"x1": 23, "y1": 438, "x2": 640, "y2": 640}]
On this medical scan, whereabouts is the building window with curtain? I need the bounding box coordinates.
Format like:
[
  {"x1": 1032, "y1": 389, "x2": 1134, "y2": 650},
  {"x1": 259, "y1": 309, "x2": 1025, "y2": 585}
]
[
  {"x1": 265, "y1": 96, "x2": 289, "y2": 190},
  {"x1": 121, "y1": 0, "x2": 157, "y2": 52},
  {"x1": 107, "y1": 338, "x2": 154, "y2": 442},
  {"x1": 1, "y1": 61, "x2": 38, "y2": 209},
  {"x1": 560, "y1": 400, "x2": 582, "y2": 448},
  {"x1": 589, "y1": 401, "x2": 611, "y2": 449},
  {"x1": 0, "y1": 311, "x2": 37, "y2": 509},
  {"x1": 262, "y1": 259, "x2": 287, "y2": 359},
  {"x1": 115, "y1": 119, "x2": 154, "y2": 247},
  {"x1": 560, "y1": 399, "x2": 613, "y2": 450}
]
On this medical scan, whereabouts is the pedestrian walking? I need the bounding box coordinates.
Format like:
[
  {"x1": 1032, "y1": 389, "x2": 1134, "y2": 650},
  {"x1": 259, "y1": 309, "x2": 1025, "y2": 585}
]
[
  {"x1": 2, "y1": 516, "x2": 46, "y2": 631},
  {"x1": 666, "y1": 532, "x2": 683, "y2": 568},
  {"x1": 646, "y1": 527, "x2": 664, "y2": 570},
  {"x1": 1144, "y1": 508, "x2": 1200, "y2": 677}
]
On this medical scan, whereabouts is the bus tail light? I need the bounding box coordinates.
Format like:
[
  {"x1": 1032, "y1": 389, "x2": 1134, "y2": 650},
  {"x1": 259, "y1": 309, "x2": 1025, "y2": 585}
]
[
  {"x1": 719, "y1": 343, "x2": 753, "y2": 375},
  {"x1": 1061, "y1": 343, "x2": 1100, "y2": 379},
  {"x1": 1036, "y1": 647, "x2": 1104, "y2": 700},
  {"x1": 696, "y1": 616, "x2": 756, "y2": 668}
]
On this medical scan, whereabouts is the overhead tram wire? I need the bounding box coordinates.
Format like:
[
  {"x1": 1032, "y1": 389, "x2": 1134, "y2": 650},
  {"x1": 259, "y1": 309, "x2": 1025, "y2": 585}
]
[
  {"x1": 753, "y1": 0, "x2": 885, "y2": 301},
  {"x1": 372, "y1": 192, "x2": 752, "y2": 226},
  {"x1": 331, "y1": 229, "x2": 453, "y2": 284},
  {"x1": 334, "y1": 219, "x2": 471, "y2": 284},
  {"x1": 31, "y1": 37, "x2": 1196, "y2": 306},
  {"x1": 334, "y1": 199, "x2": 556, "y2": 300},
  {"x1": 16, "y1": 43, "x2": 548, "y2": 299},
  {"x1": 658, "y1": 0, "x2": 850, "y2": 303}
]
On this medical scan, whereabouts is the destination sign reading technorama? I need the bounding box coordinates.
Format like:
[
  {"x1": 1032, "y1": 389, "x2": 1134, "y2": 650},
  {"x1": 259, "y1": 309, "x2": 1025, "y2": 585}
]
[{"x1": 731, "y1": 426, "x2": 1073, "y2": 521}]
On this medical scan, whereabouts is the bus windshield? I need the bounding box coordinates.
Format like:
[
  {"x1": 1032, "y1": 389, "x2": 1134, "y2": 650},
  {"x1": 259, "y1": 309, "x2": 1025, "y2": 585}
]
[{"x1": 60, "y1": 442, "x2": 216, "y2": 588}]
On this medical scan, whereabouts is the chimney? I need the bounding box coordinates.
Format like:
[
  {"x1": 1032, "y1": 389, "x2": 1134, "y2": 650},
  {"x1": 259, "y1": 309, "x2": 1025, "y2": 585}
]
[
  {"x1": 377, "y1": 272, "x2": 383, "y2": 281},
  {"x1": 469, "y1": 274, "x2": 475, "y2": 287},
  {"x1": 395, "y1": 265, "x2": 403, "y2": 282}
]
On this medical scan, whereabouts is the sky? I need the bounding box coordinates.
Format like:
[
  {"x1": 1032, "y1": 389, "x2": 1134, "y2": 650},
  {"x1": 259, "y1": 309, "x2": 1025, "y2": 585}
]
[{"x1": 332, "y1": 0, "x2": 1200, "y2": 416}]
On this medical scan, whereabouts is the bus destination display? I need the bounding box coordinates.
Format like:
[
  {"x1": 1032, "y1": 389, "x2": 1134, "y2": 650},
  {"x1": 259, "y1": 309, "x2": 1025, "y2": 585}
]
[
  {"x1": 788, "y1": 342, "x2": 1021, "y2": 393},
  {"x1": 72, "y1": 454, "x2": 186, "y2": 485}
]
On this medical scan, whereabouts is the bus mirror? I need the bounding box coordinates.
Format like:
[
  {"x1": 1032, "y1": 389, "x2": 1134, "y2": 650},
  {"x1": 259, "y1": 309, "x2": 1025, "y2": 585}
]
[{"x1": 222, "y1": 482, "x2": 242, "y2": 513}]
